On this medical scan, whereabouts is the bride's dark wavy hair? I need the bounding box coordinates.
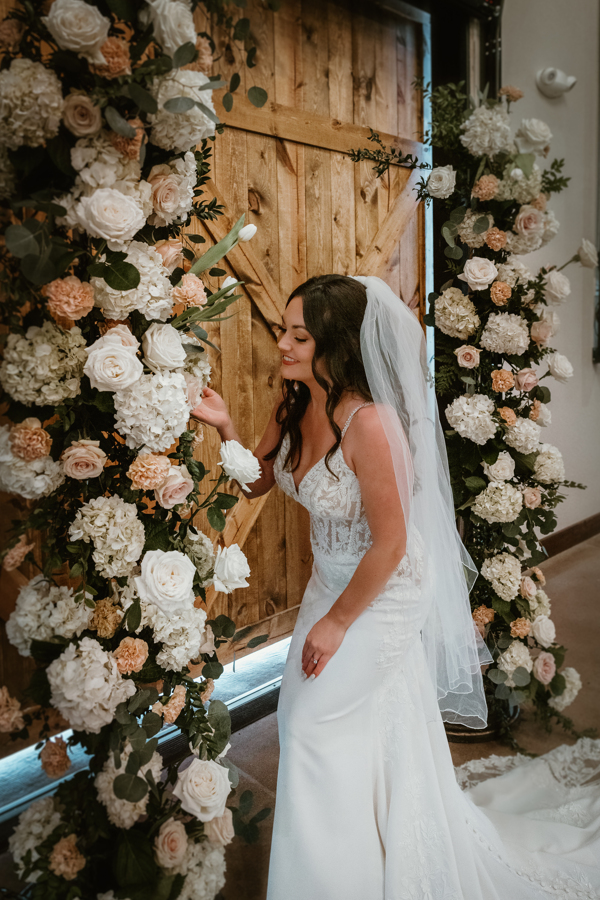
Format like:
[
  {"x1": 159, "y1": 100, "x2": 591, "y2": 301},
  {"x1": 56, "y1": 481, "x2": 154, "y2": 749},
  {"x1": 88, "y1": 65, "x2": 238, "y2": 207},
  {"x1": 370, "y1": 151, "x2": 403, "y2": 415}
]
[{"x1": 264, "y1": 274, "x2": 372, "y2": 477}]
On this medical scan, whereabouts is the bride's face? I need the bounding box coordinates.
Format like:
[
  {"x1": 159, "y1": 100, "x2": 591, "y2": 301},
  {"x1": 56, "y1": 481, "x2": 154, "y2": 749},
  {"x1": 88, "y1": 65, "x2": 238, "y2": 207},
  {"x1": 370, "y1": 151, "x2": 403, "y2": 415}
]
[{"x1": 277, "y1": 296, "x2": 318, "y2": 383}]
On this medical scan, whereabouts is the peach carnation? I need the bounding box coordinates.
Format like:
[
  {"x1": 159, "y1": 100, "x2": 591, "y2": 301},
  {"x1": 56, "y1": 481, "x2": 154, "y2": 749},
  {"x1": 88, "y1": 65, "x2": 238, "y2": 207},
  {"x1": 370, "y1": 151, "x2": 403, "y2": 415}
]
[
  {"x1": 529, "y1": 399, "x2": 541, "y2": 421},
  {"x1": 89, "y1": 36, "x2": 132, "y2": 79},
  {"x1": 41, "y1": 737, "x2": 71, "y2": 778},
  {"x1": 533, "y1": 650, "x2": 556, "y2": 685},
  {"x1": 172, "y1": 273, "x2": 208, "y2": 308},
  {"x1": 498, "y1": 406, "x2": 517, "y2": 426},
  {"x1": 200, "y1": 677, "x2": 215, "y2": 703},
  {"x1": 472, "y1": 174, "x2": 499, "y2": 202},
  {"x1": 183, "y1": 36, "x2": 213, "y2": 74},
  {"x1": 510, "y1": 617, "x2": 531, "y2": 639},
  {"x1": 113, "y1": 637, "x2": 149, "y2": 675},
  {"x1": 498, "y1": 85, "x2": 524, "y2": 102},
  {"x1": 0, "y1": 18, "x2": 25, "y2": 51},
  {"x1": 490, "y1": 281, "x2": 512, "y2": 306},
  {"x1": 531, "y1": 565, "x2": 546, "y2": 586},
  {"x1": 49, "y1": 834, "x2": 86, "y2": 881},
  {"x1": 0, "y1": 686, "x2": 25, "y2": 732},
  {"x1": 89, "y1": 597, "x2": 123, "y2": 638},
  {"x1": 485, "y1": 227, "x2": 507, "y2": 251},
  {"x1": 128, "y1": 453, "x2": 172, "y2": 491},
  {"x1": 3, "y1": 535, "x2": 35, "y2": 571},
  {"x1": 62, "y1": 439, "x2": 107, "y2": 479},
  {"x1": 10, "y1": 418, "x2": 52, "y2": 461},
  {"x1": 155, "y1": 239, "x2": 184, "y2": 274},
  {"x1": 107, "y1": 116, "x2": 145, "y2": 160},
  {"x1": 530, "y1": 193, "x2": 548, "y2": 212},
  {"x1": 472, "y1": 604, "x2": 495, "y2": 639},
  {"x1": 491, "y1": 369, "x2": 515, "y2": 392},
  {"x1": 153, "y1": 684, "x2": 187, "y2": 724},
  {"x1": 45, "y1": 275, "x2": 95, "y2": 321},
  {"x1": 522, "y1": 486, "x2": 542, "y2": 509}
]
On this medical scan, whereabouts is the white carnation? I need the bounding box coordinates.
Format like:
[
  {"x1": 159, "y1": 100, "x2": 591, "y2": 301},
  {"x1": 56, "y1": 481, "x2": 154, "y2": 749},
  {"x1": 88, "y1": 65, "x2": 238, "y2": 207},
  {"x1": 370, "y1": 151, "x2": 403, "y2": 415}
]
[
  {"x1": 549, "y1": 667, "x2": 582, "y2": 711},
  {"x1": 426, "y1": 165, "x2": 456, "y2": 199},
  {"x1": 529, "y1": 588, "x2": 551, "y2": 618},
  {"x1": 212, "y1": 544, "x2": 251, "y2": 593},
  {"x1": 219, "y1": 441, "x2": 261, "y2": 491},
  {"x1": 480, "y1": 312, "x2": 530, "y2": 356},
  {"x1": 482, "y1": 450, "x2": 515, "y2": 482},
  {"x1": 42, "y1": 0, "x2": 110, "y2": 65},
  {"x1": 6, "y1": 576, "x2": 89, "y2": 657},
  {"x1": 534, "y1": 443, "x2": 565, "y2": 484},
  {"x1": 504, "y1": 418, "x2": 541, "y2": 454},
  {"x1": 481, "y1": 552, "x2": 521, "y2": 601},
  {"x1": 75, "y1": 187, "x2": 147, "y2": 251},
  {"x1": 0, "y1": 321, "x2": 86, "y2": 406},
  {"x1": 472, "y1": 481, "x2": 523, "y2": 524},
  {"x1": 92, "y1": 241, "x2": 174, "y2": 322},
  {"x1": 149, "y1": 70, "x2": 215, "y2": 152},
  {"x1": 445, "y1": 394, "x2": 497, "y2": 446},
  {"x1": 8, "y1": 797, "x2": 62, "y2": 883},
  {"x1": 141, "y1": 0, "x2": 197, "y2": 57},
  {"x1": 47, "y1": 637, "x2": 136, "y2": 733},
  {"x1": 95, "y1": 742, "x2": 163, "y2": 829},
  {"x1": 114, "y1": 371, "x2": 192, "y2": 452},
  {"x1": 434, "y1": 288, "x2": 480, "y2": 339},
  {"x1": 0, "y1": 59, "x2": 63, "y2": 151},
  {"x1": 495, "y1": 162, "x2": 542, "y2": 204},
  {"x1": 547, "y1": 352, "x2": 573, "y2": 383},
  {"x1": 497, "y1": 639, "x2": 533, "y2": 688},
  {"x1": 457, "y1": 209, "x2": 493, "y2": 249},
  {"x1": 460, "y1": 105, "x2": 512, "y2": 158},
  {"x1": 0, "y1": 452, "x2": 65, "y2": 500},
  {"x1": 167, "y1": 838, "x2": 226, "y2": 900},
  {"x1": 68, "y1": 495, "x2": 145, "y2": 578}
]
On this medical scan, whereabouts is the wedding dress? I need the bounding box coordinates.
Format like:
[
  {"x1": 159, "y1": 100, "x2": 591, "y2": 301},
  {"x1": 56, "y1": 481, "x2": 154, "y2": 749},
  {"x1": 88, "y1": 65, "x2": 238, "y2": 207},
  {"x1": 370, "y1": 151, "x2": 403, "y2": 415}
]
[{"x1": 266, "y1": 401, "x2": 600, "y2": 900}]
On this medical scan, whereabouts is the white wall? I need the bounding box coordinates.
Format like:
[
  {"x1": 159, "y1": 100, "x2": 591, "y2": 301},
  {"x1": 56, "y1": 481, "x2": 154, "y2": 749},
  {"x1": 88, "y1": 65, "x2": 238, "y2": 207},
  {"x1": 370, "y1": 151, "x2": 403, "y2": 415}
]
[{"x1": 502, "y1": 0, "x2": 600, "y2": 530}]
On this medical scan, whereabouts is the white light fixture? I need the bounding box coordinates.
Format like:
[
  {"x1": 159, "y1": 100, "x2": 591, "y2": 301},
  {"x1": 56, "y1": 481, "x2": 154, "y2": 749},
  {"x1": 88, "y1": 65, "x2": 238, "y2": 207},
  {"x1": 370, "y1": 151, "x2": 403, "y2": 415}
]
[{"x1": 536, "y1": 68, "x2": 577, "y2": 98}]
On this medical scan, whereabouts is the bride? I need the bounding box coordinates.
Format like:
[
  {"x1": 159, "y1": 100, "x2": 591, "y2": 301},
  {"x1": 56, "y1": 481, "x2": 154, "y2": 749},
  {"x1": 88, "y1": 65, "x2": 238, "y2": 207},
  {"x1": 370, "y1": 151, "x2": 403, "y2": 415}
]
[{"x1": 192, "y1": 274, "x2": 600, "y2": 899}]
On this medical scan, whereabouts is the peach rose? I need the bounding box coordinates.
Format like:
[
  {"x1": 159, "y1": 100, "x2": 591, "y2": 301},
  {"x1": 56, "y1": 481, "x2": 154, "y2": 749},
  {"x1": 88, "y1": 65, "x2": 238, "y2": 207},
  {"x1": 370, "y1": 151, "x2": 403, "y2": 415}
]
[
  {"x1": 454, "y1": 345, "x2": 480, "y2": 368},
  {"x1": 533, "y1": 651, "x2": 556, "y2": 685},
  {"x1": 485, "y1": 227, "x2": 507, "y2": 251},
  {"x1": 204, "y1": 807, "x2": 235, "y2": 846},
  {"x1": 0, "y1": 18, "x2": 25, "y2": 51},
  {"x1": 490, "y1": 281, "x2": 512, "y2": 306},
  {"x1": 89, "y1": 36, "x2": 132, "y2": 79},
  {"x1": 0, "y1": 686, "x2": 25, "y2": 732},
  {"x1": 530, "y1": 193, "x2": 548, "y2": 212},
  {"x1": 491, "y1": 369, "x2": 515, "y2": 392},
  {"x1": 514, "y1": 368, "x2": 539, "y2": 392},
  {"x1": 62, "y1": 92, "x2": 102, "y2": 137},
  {"x1": 153, "y1": 684, "x2": 187, "y2": 725},
  {"x1": 510, "y1": 617, "x2": 531, "y2": 638},
  {"x1": 45, "y1": 275, "x2": 95, "y2": 321},
  {"x1": 498, "y1": 85, "x2": 524, "y2": 102},
  {"x1": 10, "y1": 418, "x2": 52, "y2": 461},
  {"x1": 531, "y1": 565, "x2": 546, "y2": 586},
  {"x1": 113, "y1": 637, "x2": 149, "y2": 675},
  {"x1": 471, "y1": 174, "x2": 499, "y2": 202},
  {"x1": 49, "y1": 834, "x2": 86, "y2": 881},
  {"x1": 519, "y1": 575, "x2": 537, "y2": 601},
  {"x1": 62, "y1": 439, "x2": 107, "y2": 479},
  {"x1": 183, "y1": 35, "x2": 213, "y2": 74},
  {"x1": 128, "y1": 453, "x2": 172, "y2": 490},
  {"x1": 88, "y1": 597, "x2": 123, "y2": 638},
  {"x1": 41, "y1": 737, "x2": 71, "y2": 778},
  {"x1": 3, "y1": 535, "x2": 35, "y2": 571},
  {"x1": 154, "y1": 817, "x2": 188, "y2": 867},
  {"x1": 522, "y1": 486, "x2": 542, "y2": 509},
  {"x1": 498, "y1": 406, "x2": 517, "y2": 426},
  {"x1": 172, "y1": 273, "x2": 208, "y2": 307},
  {"x1": 155, "y1": 464, "x2": 194, "y2": 509},
  {"x1": 107, "y1": 116, "x2": 145, "y2": 160},
  {"x1": 200, "y1": 678, "x2": 215, "y2": 703},
  {"x1": 155, "y1": 239, "x2": 184, "y2": 273},
  {"x1": 530, "y1": 320, "x2": 553, "y2": 345}
]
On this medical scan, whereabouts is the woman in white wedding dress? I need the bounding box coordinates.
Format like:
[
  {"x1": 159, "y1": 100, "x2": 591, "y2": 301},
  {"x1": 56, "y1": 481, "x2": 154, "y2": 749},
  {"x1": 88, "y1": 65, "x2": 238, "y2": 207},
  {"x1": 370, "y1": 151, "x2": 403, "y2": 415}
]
[{"x1": 192, "y1": 274, "x2": 600, "y2": 900}]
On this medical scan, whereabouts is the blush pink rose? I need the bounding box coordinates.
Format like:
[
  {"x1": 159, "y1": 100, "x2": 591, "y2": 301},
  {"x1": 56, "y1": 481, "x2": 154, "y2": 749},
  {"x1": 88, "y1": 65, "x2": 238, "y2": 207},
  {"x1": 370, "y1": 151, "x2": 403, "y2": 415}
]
[
  {"x1": 454, "y1": 345, "x2": 480, "y2": 368},
  {"x1": 523, "y1": 486, "x2": 542, "y2": 509},
  {"x1": 519, "y1": 575, "x2": 537, "y2": 601},
  {"x1": 155, "y1": 239, "x2": 184, "y2": 273},
  {"x1": 62, "y1": 440, "x2": 107, "y2": 479},
  {"x1": 533, "y1": 651, "x2": 556, "y2": 685},
  {"x1": 514, "y1": 368, "x2": 539, "y2": 392},
  {"x1": 530, "y1": 320, "x2": 553, "y2": 345},
  {"x1": 204, "y1": 807, "x2": 235, "y2": 846},
  {"x1": 154, "y1": 465, "x2": 194, "y2": 509},
  {"x1": 154, "y1": 818, "x2": 188, "y2": 868},
  {"x1": 514, "y1": 205, "x2": 545, "y2": 238}
]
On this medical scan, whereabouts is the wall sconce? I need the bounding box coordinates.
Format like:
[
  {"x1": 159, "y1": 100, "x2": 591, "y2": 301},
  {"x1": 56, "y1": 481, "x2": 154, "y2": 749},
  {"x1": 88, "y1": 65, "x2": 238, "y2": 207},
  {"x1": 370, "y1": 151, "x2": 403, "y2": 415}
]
[{"x1": 536, "y1": 68, "x2": 577, "y2": 98}]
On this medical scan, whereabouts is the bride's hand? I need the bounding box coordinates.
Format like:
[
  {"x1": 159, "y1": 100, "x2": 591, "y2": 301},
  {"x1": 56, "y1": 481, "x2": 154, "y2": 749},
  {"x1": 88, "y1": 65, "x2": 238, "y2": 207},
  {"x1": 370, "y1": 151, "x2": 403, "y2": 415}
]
[
  {"x1": 301, "y1": 614, "x2": 347, "y2": 680},
  {"x1": 190, "y1": 386, "x2": 231, "y2": 430}
]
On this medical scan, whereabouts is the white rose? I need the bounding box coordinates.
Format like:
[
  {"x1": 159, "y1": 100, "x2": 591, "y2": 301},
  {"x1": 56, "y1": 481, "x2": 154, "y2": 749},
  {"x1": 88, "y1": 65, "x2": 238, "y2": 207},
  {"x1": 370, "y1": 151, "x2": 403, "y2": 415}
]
[
  {"x1": 212, "y1": 544, "x2": 250, "y2": 594},
  {"x1": 578, "y1": 238, "x2": 598, "y2": 268},
  {"x1": 93, "y1": 325, "x2": 140, "y2": 352},
  {"x1": 427, "y1": 166, "x2": 456, "y2": 199},
  {"x1": 549, "y1": 667, "x2": 582, "y2": 711},
  {"x1": 141, "y1": 0, "x2": 197, "y2": 57},
  {"x1": 153, "y1": 818, "x2": 188, "y2": 868},
  {"x1": 204, "y1": 808, "x2": 235, "y2": 846},
  {"x1": 84, "y1": 340, "x2": 143, "y2": 393},
  {"x1": 547, "y1": 352, "x2": 573, "y2": 382},
  {"x1": 135, "y1": 549, "x2": 196, "y2": 615},
  {"x1": 536, "y1": 403, "x2": 552, "y2": 427},
  {"x1": 531, "y1": 614, "x2": 556, "y2": 648},
  {"x1": 515, "y1": 118, "x2": 552, "y2": 155},
  {"x1": 482, "y1": 450, "x2": 515, "y2": 482},
  {"x1": 75, "y1": 188, "x2": 147, "y2": 251},
  {"x1": 543, "y1": 270, "x2": 571, "y2": 305},
  {"x1": 172, "y1": 758, "x2": 231, "y2": 822},
  {"x1": 458, "y1": 257, "x2": 498, "y2": 291},
  {"x1": 238, "y1": 224, "x2": 257, "y2": 242},
  {"x1": 219, "y1": 440, "x2": 261, "y2": 491},
  {"x1": 42, "y1": 0, "x2": 110, "y2": 65},
  {"x1": 142, "y1": 323, "x2": 186, "y2": 371}
]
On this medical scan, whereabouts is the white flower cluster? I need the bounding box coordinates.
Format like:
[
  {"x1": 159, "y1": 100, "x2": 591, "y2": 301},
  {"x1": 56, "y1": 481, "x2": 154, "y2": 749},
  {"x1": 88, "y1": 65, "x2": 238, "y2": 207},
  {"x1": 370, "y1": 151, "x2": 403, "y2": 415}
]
[
  {"x1": 46, "y1": 637, "x2": 136, "y2": 733},
  {"x1": 0, "y1": 58, "x2": 63, "y2": 151},
  {"x1": 529, "y1": 588, "x2": 551, "y2": 618},
  {"x1": 504, "y1": 418, "x2": 541, "y2": 455},
  {"x1": 497, "y1": 639, "x2": 533, "y2": 688},
  {"x1": 8, "y1": 796, "x2": 62, "y2": 883},
  {"x1": 480, "y1": 313, "x2": 530, "y2": 356},
  {"x1": 68, "y1": 495, "x2": 145, "y2": 578},
  {"x1": 457, "y1": 209, "x2": 494, "y2": 249},
  {"x1": 0, "y1": 322, "x2": 87, "y2": 406},
  {"x1": 471, "y1": 482, "x2": 523, "y2": 524},
  {"x1": 496, "y1": 256, "x2": 532, "y2": 289},
  {"x1": 445, "y1": 394, "x2": 497, "y2": 446},
  {"x1": 182, "y1": 528, "x2": 216, "y2": 586},
  {"x1": 548, "y1": 667, "x2": 582, "y2": 711},
  {"x1": 481, "y1": 552, "x2": 521, "y2": 601},
  {"x1": 170, "y1": 839, "x2": 226, "y2": 900},
  {"x1": 0, "y1": 427, "x2": 65, "y2": 500},
  {"x1": 91, "y1": 241, "x2": 174, "y2": 321},
  {"x1": 460, "y1": 105, "x2": 512, "y2": 158},
  {"x1": 534, "y1": 444, "x2": 565, "y2": 484},
  {"x1": 141, "y1": 0, "x2": 197, "y2": 56},
  {"x1": 95, "y1": 742, "x2": 163, "y2": 829},
  {"x1": 184, "y1": 345, "x2": 212, "y2": 389},
  {"x1": 114, "y1": 371, "x2": 193, "y2": 452},
  {"x1": 71, "y1": 131, "x2": 141, "y2": 190},
  {"x1": 434, "y1": 288, "x2": 480, "y2": 340},
  {"x1": 495, "y1": 162, "x2": 543, "y2": 205},
  {"x1": 149, "y1": 70, "x2": 216, "y2": 152},
  {"x1": 6, "y1": 576, "x2": 89, "y2": 657}
]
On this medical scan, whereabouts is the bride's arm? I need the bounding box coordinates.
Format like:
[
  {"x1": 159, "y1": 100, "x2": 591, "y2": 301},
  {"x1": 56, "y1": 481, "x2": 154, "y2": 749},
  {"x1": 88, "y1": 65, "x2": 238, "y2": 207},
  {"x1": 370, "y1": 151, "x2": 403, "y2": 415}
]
[{"x1": 190, "y1": 388, "x2": 282, "y2": 499}]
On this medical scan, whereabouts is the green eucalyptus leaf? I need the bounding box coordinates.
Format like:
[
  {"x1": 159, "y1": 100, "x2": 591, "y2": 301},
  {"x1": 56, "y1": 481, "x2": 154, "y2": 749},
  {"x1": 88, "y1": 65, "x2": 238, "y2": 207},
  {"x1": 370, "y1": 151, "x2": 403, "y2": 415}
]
[
  {"x1": 207, "y1": 505, "x2": 226, "y2": 531},
  {"x1": 449, "y1": 207, "x2": 467, "y2": 225},
  {"x1": 163, "y1": 96, "x2": 196, "y2": 113},
  {"x1": 126, "y1": 82, "x2": 158, "y2": 114},
  {"x1": 222, "y1": 92, "x2": 233, "y2": 112},
  {"x1": 230, "y1": 72, "x2": 241, "y2": 93},
  {"x1": 172, "y1": 42, "x2": 197, "y2": 69},
  {"x1": 246, "y1": 633, "x2": 269, "y2": 648},
  {"x1": 248, "y1": 86, "x2": 268, "y2": 108},
  {"x1": 487, "y1": 668, "x2": 508, "y2": 684},
  {"x1": 444, "y1": 245, "x2": 463, "y2": 260},
  {"x1": 113, "y1": 772, "x2": 149, "y2": 802},
  {"x1": 511, "y1": 666, "x2": 531, "y2": 687},
  {"x1": 472, "y1": 216, "x2": 490, "y2": 234},
  {"x1": 195, "y1": 100, "x2": 220, "y2": 124},
  {"x1": 464, "y1": 476, "x2": 486, "y2": 492},
  {"x1": 494, "y1": 683, "x2": 511, "y2": 700},
  {"x1": 105, "y1": 106, "x2": 137, "y2": 137},
  {"x1": 514, "y1": 153, "x2": 535, "y2": 179},
  {"x1": 21, "y1": 253, "x2": 57, "y2": 285},
  {"x1": 233, "y1": 17, "x2": 250, "y2": 40},
  {"x1": 142, "y1": 711, "x2": 163, "y2": 738},
  {"x1": 5, "y1": 224, "x2": 40, "y2": 258}
]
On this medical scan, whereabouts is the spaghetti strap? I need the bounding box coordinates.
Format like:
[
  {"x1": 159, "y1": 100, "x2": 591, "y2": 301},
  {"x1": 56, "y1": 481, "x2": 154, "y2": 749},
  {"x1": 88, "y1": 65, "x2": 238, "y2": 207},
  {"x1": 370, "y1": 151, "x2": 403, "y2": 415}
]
[{"x1": 340, "y1": 401, "x2": 373, "y2": 441}]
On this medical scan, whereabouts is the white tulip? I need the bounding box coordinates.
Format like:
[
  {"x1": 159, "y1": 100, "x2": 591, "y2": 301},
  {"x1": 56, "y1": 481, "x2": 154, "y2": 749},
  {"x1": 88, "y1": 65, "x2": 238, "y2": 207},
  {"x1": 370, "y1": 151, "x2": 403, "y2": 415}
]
[
  {"x1": 578, "y1": 238, "x2": 598, "y2": 268},
  {"x1": 221, "y1": 276, "x2": 238, "y2": 296},
  {"x1": 238, "y1": 224, "x2": 257, "y2": 242}
]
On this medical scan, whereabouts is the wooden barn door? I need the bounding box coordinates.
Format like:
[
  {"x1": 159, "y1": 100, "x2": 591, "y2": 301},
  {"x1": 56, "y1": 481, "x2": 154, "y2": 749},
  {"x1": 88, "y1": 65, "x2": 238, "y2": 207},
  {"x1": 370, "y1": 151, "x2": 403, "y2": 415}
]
[{"x1": 193, "y1": 0, "x2": 430, "y2": 663}]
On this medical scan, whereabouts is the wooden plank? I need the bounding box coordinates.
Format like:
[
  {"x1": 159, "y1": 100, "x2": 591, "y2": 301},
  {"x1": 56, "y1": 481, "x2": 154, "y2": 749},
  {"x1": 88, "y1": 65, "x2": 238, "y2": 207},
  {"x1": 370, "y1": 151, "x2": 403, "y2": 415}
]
[
  {"x1": 301, "y1": 0, "x2": 330, "y2": 117},
  {"x1": 376, "y1": 13, "x2": 399, "y2": 139},
  {"x1": 352, "y1": 8, "x2": 377, "y2": 129},
  {"x1": 327, "y1": 2, "x2": 353, "y2": 122},
  {"x1": 355, "y1": 167, "x2": 421, "y2": 277},
  {"x1": 331, "y1": 154, "x2": 356, "y2": 276},
  {"x1": 305, "y1": 148, "x2": 333, "y2": 277}
]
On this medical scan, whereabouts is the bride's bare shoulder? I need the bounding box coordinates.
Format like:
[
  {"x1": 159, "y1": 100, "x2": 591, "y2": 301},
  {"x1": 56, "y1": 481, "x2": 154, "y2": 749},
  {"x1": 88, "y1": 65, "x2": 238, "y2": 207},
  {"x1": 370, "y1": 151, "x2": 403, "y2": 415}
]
[{"x1": 343, "y1": 403, "x2": 390, "y2": 463}]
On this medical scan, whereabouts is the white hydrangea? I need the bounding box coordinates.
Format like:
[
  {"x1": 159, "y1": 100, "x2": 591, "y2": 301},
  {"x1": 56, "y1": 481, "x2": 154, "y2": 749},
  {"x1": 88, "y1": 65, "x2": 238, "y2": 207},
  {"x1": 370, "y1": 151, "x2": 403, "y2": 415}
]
[
  {"x1": 434, "y1": 288, "x2": 480, "y2": 339},
  {"x1": 6, "y1": 576, "x2": 89, "y2": 657},
  {"x1": 0, "y1": 58, "x2": 63, "y2": 151},
  {"x1": 496, "y1": 256, "x2": 532, "y2": 289},
  {"x1": 457, "y1": 209, "x2": 494, "y2": 249},
  {"x1": 0, "y1": 322, "x2": 87, "y2": 406},
  {"x1": 167, "y1": 838, "x2": 226, "y2": 900},
  {"x1": 68, "y1": 495, "x2": 145, "y2": 578},
  {"x1": 549, "y1": 667, "x2": 582, "y2": 711},
  {"x1": 504, "y1": 418, "x2": 541, "y2": 455},
  {"x1": 0, "y1": 451, "x2": 65, "y2": 500},
  {"x1": 0, "y1": 146, "x2": 16, "y2": 200},
  {"x1": 148, "y1": 151, "x2": 197, "y2": 226},
  {"x1": 46, "y1": 637, "x2": 136, "y2": 733},
  {"x1": 184, "y1": 346, "x2": 212, "y2": 389},
  {"x1": 95, "y1": 742, "x2": 163, "y2": 829},
  {"x1": 495, "y1": 162, "x2": 543, "y2": 204},
  {"x1": 445, "y1": 394, "x2": 497, "y2": 446},
  {"x1": 529, "y1": 588, "x2": 552, "y2": 618},
  {"x1": 497, "y1": 639, "x2": 533, "y2": 688},
  {"x1": 505, "y1": 229, "x2": 543, "y2": 256},
  {"x1": 71, "y1": 131, "x2": 141, "y2": 189},
  {"x1": 149, "y1": 70, "x2": 216, "y2": 152},
  {"x1": 480, "y1": 313, "x2": 530, "y2": 356},
  {"x1": 481, "y1": 552, "x2": 521, "y2": 601},
  {"x1": 8, "y1": 796, "x2": 62, "y2": 883},
  {"x1": 541, "y1": 209, "x2": 560, "y2": 246},
  {"x1": 114, "y1": 371, "x2": 192, "y2": 452},
  {"x1": 182, "y1": 528, "x2": 216, "y2": 586},
  {"x1": 91, "y1": 241, "x2": 174, "y2": 322},
  {"x1": 460, "y1": 105, "x2": 512, "y2": 158},
  {"x1": 472, "y1": 482, "x2": 523, "y2": 524},
  {"x1": 534, "y1": 443, "x2": 565, "y2": 484},
  {"x1": 140, "y1": 0, "x2": 197, "y2": 56}
]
